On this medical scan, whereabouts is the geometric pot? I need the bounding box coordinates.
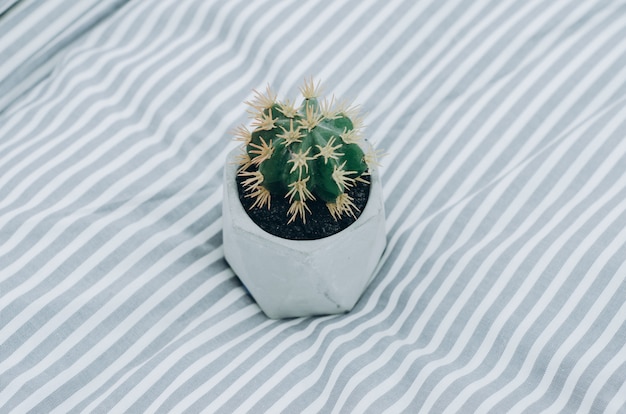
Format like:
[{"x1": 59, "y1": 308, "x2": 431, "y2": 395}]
[{"x1": 222, "y1": 147, "x2": 387, "y2": 319}]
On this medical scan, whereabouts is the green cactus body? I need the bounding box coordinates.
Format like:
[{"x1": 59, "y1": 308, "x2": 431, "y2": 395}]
[{"x1": 235, "y1": 79, "x2": 378, "y2": 224}]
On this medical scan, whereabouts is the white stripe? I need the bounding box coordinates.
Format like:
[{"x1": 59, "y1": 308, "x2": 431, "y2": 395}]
[
  {"x1": 131, "y1": 4, "x2": 438, "y2": 412},
  {"x1": 376, "y1": 0, "x2": 586, "y2": 198},
  {"x1": 218, "y1": 0, "x2": 508, "y2": 411},
  {"x1": 169, "y1": 315, "x2": 324, "y2": 413},
  {"x1": 419, "y1": 124, "x2": 626, "y2": 412},
  {"x1": 0, "y1": 189, "x2": 224, "y2": 406},
  {"x1": 227, "y1": 7, "x2": 494, "y2": 410},
  {"x1": 0, "y1": 0, "x2": 165, "y2": 144},
  {"x1": 312, "y1": 0, "x2": 423, "y2": 90},
  {"x1": 0, "y1": 0, "x2": 295, "y2": 244},
  {"x1": 503, "y1": 239, "x2": 626, "y2": 412},
  {"x1": 341, "y1": 90, "x2": 626, "y2": 412},
  {"x1": 367, "y1": 7, "x2": 621, "y2": 318},
  {"x1": 0, "y1": 2, "x2": 87, "y2": 77},
  {"x1": 408, "y1": 48, "x2": 620, "y2": 408},
  {"x1": 0, "y1": 1, "x2": 237, "y2": 218},
  {"x1": 67, "y1": 286, "x2": 245, "y2": 412},
  {"x1": 0, "y1": 0, "x2": 144, "y2": 119},
  {"x1": 95, "y1": 0, "x2": 386, "y2": 410},
  {"x1": 0, "y1": 0, "x2": 270, "y2": 366},
  {"x1": 176, "y1": 0, "x2": 488, "y2": 410},
  {"x1": 599, "y1": 362, "x2": 626, "y2": 414},
  {"x1": 384, "y1": 1, "x2": 619, "y2": 235},
  {"x1": 249, "y1": 3, "x2": 598, "y2": 410},
  {"x1": 340, "y1": 0, "x2": 529, "y2": 107},
  {"x1": 0, "y1": 0, "x2": 132, "y2": 112},
  {"x1": 18, "y1": 263, "x2": 239, "y2": 413},
  {"x1": 330, "y1": 0, "x2": 500, "y2": 100},
  {"x1": 0, "y1": 50, "x2": 61, "y2": 113},
  {"x1": 249, "y1": 0, "x2": 389, "y2": 99},
  {"x1": 3, "y1": 0, "x2": 191, "y2": 282},
  {"x1": 236, "y1": 0, "x2": 504, "y2": 404},
  {"x1": 0, "y1": 0, "x2": 183, "y2": 197},
  {"x1": 363, "y1": 0, "x2": 581, "y2": 158},
  {"x1": 262, "y1": 1, "x2": 609, "y2": 410},
  {"x1": 100, "y1": 0, "x2": 410, "y2": 410},
  {"x1": 384, "y1": 99, "x2": 626, "y2": 410},
  {"x1": 442, "y1": 195, "x2": 626, "y2": 413},
  {"x1": 0, "y1": 2, "x2": 68, "y2": 52},
  {"x1": 0, "y1": 0, "x2": 254, "y2": 281},
  {"x1": 2, "y1": 0, "x2": 326, "y2": 404},
  {"x1": 318, "y1": 0, "x2": 452, "y2": 97},
  {"x1": 229, "y1": 4, "x2": 478, "y2": 411},
  {"x1": 2, "y1": 1, "x2": 624, "y2": 411},
  {"x1": 114, "y1": 307, "x2": 271, "y2": 413},
  {"x1": 84, "y1": 302, "x2": 260, "y2": 412},
  {"x1": 0, "y1": 93, "x2": 248, "y2": 404},
  {"x1": 0, "y1": 0, "x2": 19, "y2": 15},
  {"x1": 345, "y1": 100, "x2": 626, "y2": 413},
  {"x1": 279, "y1": 0, "x2": 405, "y2": 94},
  {"x1": 386, "y1": 22, "x2": 626, "y2": 404},
  {"x1": 0, "y1": 4, "x2": 99, "y2": 83}
]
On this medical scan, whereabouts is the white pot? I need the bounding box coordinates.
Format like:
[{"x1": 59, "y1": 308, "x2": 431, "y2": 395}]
[{"x1": 222, "y1": 147, "x2": 386, "y2": 319}]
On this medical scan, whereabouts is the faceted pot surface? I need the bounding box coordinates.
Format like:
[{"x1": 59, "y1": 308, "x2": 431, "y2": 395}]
[{"x1": 222, "y1": 148, "x2": 386, "y2": 319}]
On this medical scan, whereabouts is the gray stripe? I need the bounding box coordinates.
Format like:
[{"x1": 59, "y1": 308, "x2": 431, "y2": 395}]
[
  {"x1": 1, "y1": 0, "x2": 626, "y2": 412},
  {"x1": 270, "y1": 1, "x2": 612, "y2": 410},
  {"x1": 0, "y1": 0, "x2": 242, "y2": 380},
  {"x1": 0, "y1": 0, "x2": 131, "y2": 113}
]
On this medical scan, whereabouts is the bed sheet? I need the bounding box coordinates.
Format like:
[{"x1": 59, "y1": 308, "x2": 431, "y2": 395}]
[{"x1": 1, "y1": 0, "x2": 626, "y2": 412}]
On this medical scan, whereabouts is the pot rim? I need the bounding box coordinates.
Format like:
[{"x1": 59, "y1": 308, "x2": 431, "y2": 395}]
[{"x1": 224, "y1": 146, "x2": 384, "y2": 248}]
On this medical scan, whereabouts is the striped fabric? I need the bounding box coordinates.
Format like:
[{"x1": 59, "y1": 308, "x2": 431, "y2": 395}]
[
  {"x1": 1, "y1": 0, "x2": 625, "y2": 412},
  {"x1": 0, "y1": 0, "x2": 130, "y2": 113}
]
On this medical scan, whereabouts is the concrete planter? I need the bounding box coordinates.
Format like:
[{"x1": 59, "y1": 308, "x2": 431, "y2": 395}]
[{"x1": 222, "y1": 148, "x2": 386, "y2": 319}]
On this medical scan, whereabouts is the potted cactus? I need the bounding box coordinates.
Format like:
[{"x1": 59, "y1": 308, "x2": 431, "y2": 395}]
[{"x1": 222, "y1": 79, "x2": 386, "y2": 318}]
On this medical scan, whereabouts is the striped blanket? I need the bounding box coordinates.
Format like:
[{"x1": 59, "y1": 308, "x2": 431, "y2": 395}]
[{"x1": 1, "y1": 0, "x2": 625, "y2": 412}]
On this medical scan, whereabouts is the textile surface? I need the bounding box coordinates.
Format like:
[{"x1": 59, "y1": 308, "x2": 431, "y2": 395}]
[{"x1": 1, "y1": 0, "x2": 626, "y2": 412}]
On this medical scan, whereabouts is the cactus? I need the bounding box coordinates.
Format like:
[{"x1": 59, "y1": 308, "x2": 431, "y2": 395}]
[{"x1": 234, "y1": 78, "x2": 380, "y2": 224}]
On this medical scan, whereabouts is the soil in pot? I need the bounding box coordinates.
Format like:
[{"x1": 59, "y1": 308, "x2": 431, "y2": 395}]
[{"x1": 236, "y1": 170, "x2": 371, "y2": 241}]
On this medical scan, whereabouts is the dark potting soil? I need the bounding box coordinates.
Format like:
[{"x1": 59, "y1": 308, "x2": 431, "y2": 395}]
[{"x1": 236, "y1": 174, "x2": 370, "y2": 240}]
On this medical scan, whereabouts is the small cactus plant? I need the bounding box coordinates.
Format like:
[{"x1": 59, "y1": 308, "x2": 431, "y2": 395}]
[{"x1": 234, "y1": 78, "x2": 380, "y2": 225}]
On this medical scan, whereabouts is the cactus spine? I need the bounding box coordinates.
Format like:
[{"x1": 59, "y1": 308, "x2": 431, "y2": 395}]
[{"x1": 234, "y1": 78, "x2": 379, "y2": 224}]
